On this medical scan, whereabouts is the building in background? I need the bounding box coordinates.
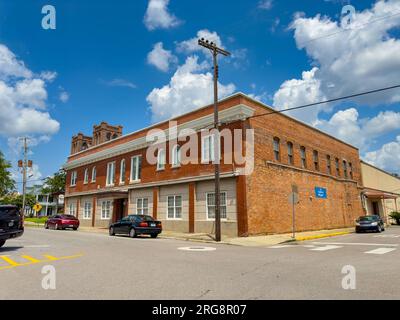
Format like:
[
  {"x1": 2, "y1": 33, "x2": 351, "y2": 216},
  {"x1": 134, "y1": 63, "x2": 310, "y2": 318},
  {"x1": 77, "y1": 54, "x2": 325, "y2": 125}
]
[
  {"x1": 63, "y1": 93, "x2": 364, "y2": 236},
  {"x1": 25, "y1": 185, "x2": 64, "y2": 217},
  {"x1": 361, "y1": 161, "x2": 400, "y2": 224}
]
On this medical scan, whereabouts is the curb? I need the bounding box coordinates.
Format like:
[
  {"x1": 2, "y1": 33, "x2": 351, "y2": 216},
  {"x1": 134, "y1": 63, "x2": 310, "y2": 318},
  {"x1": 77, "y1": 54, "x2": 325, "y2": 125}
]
[{"x1": 295, "y1": 231, "x2": 351, "y2": 242}]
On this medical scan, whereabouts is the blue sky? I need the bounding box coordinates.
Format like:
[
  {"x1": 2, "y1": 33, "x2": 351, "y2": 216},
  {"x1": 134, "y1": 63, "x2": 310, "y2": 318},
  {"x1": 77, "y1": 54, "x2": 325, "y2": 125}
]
[{"x1": 0, "y1": 0, "x2": 399, "y2": 188}]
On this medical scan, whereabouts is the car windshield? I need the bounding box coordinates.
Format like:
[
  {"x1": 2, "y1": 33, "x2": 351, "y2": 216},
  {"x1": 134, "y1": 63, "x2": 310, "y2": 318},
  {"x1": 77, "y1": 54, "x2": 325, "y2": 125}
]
[{"x1": 359, "y1": 216, "x2": 378, "y2": 222}]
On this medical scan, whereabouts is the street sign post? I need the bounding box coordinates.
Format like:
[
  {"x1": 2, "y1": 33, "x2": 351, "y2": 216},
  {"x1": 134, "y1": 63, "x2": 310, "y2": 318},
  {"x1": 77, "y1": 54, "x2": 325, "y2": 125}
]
[{"x1": 289, "y1": 185, "x2": 299, "y2": 239}]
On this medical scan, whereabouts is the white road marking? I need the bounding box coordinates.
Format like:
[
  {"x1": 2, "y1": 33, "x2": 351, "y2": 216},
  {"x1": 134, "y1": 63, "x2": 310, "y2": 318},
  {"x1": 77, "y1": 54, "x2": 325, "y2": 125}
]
[
  {"x1": 374, "y1": 235, "x2": 400, "y2": 238},
  {"x1": 365, "y1": 248, "x2": 397, "y2": 255},
  {"x1": 178, "y1": 246, "x2": 216, "y2": 252},
  {"x1": 269, "y1": 245, "x2": 298, "y2": 249},
  {"x1": 23, "y1": 245, "x2": 50, "y2": 248},
  {"x1": 312, "y1": 242, "x2": 398, "y2": 247},
  {"x1": 310, "y1": 245, "x2": 343, "y2": 251}
]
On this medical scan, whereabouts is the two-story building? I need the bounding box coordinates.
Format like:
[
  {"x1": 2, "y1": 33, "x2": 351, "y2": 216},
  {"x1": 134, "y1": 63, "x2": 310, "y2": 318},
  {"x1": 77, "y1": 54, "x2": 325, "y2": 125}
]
[{"x1": 63, "y1": 93, "x2": 364, "y2": 236}]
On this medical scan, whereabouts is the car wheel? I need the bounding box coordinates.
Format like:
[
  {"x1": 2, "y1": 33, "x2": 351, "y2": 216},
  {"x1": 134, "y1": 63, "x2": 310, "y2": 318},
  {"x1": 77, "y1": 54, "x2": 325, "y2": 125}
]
[
  {"x1": 129, "y1": 228, "x2": 137, "y2": 238},
  {"x1": 44, "y1": 223, "x2": 48, "y2": 229},
  {"x1": 73, "y1": 227, "x2": 78, "y2": 231},
  {"x1": 54, "y1": 223, "x2": 59, "y2": 230},
  {"x1": 109, "y1": 227, "x2": 115, "y2": 236},
  {"x1": 377, "y1": 226, "x2": 382, "y2": 233},
  {"x1": 0, "y1": 240, "x2": 5, "y2": 248},
  {"x1": 151, "y1": 234, "x2": 158, "y2": 239}
]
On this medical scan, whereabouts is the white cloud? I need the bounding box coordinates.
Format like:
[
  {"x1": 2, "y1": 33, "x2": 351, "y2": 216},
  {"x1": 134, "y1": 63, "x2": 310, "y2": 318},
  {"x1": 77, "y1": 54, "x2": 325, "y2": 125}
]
[
  {"x1": 273, "y1": 0, "x2": 400, "y2": 123},
  {"x1": 144, "y1": 0, "x2": 181, "y2": 31},
  {"x1": 258, "y1": 0, "x2": 273, "y2": 10},
  {"x1": 364, "y1": 136, "x2": 400, "y2": 174},
  {"x1": 39, "y1": 71, "x2": 57, "y2": 82},
  {"x1": 176, "y1": 29, "x2": 223, "y2": 55},
  {"x1": 315, "y1": 108, "x2": 400, "y2": 152},
  {"x1": 59, "y1": 91, "x2": 69, "y2": 103},
  {"x1": 147, "y1": 42, "x2": 178, "y2": 72},
  {"x1": 0, "y1": 44, "x2": 60, "y2": 138},
  {"x1": 147, "y1": 55, "x2": 235, "y2": 122},
  {"x1": 0, "y1": 44, "x2": 32, "y2": 79},
  {"x1": 101, "y1": 78, "x2": 137, "y2": 89}
]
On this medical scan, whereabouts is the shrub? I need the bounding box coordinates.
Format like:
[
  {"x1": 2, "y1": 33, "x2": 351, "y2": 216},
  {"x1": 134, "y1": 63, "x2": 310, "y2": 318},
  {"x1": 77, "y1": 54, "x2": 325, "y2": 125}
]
[{"x1": 389, "y1": 212, "x2": 400, "y2": 225}]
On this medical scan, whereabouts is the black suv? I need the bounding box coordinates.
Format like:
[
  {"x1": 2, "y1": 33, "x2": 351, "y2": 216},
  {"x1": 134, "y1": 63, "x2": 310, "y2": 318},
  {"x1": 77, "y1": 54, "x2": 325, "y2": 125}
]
[{"x1": 0, "y1": 205, "x2": 24, "y2": 248}]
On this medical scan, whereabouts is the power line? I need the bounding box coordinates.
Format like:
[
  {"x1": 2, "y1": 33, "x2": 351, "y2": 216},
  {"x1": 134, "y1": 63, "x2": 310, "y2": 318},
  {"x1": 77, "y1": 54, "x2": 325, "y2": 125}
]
[{"x1": 248, "y1": 84, "x2": 400, "y2": 120}]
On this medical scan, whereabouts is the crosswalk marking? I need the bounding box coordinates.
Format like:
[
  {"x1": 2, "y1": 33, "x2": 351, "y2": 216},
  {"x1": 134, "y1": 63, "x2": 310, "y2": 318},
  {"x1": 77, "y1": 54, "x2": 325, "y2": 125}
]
[
  {"x1": 270, "y1": 245, "x2": 298, "y2": 249},
  {"x1": 309, "y1": 245, "x2": 343, "y2": 251},
  {"x1": 374, "y1": 235, "x2": 400, "y2": 238},
  {"x1": 365, "y1": 248, "x2": 396, "y2": 255},
  {"x1": 312, "y1": 242, "x2": 398, "y2": 247}
]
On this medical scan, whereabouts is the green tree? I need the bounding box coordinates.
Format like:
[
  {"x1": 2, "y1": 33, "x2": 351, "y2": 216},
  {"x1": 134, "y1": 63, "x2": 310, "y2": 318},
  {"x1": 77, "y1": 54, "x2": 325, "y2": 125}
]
[
  {"x1": 0, "y1": 150, "x2": 15, "y2": 197},
  {"x1": 0, "y1": 193, "x2": 36, "y2": 209},
  {"x1": 41, "y1": 169, "x2": 66, "y2": 194}
]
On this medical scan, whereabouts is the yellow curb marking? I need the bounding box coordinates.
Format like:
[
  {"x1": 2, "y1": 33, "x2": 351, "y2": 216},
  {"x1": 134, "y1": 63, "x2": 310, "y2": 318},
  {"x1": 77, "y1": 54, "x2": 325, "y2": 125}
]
[
  {"x1": 295, "y1": 231, "x2": 350, "y2": 242},
  {"x1": 0, "y1": 253, "x2": 83, "y2": 271}
]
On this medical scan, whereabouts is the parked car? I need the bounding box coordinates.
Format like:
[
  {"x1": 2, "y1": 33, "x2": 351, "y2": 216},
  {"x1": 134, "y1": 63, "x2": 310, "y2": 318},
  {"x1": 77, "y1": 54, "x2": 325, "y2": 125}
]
[
  {"x1": 355, "y1": 215, "x2": 385, "y2": 233},
  {"x1": 109, "y1": 215, "x2": 162, "y2": 238},
  {"x1": 45, "y1": 214, "x2": 80, "y2": 230},
  {"x1": 0, "y1": 205, "x2": 24, "y2": 248}
]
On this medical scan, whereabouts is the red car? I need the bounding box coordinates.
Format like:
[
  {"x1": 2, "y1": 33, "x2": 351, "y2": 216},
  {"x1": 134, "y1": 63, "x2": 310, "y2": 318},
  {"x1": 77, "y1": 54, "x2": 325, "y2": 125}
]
[{"x1": 45, "y1": 214, "x2": 80, "y2": 230}]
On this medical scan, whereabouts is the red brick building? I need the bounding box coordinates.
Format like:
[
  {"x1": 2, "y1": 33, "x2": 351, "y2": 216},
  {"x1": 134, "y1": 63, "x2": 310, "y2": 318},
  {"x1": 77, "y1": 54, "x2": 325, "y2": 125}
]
[{"x1": 63, "y1": 93, "x2": 363, "y2": 236}]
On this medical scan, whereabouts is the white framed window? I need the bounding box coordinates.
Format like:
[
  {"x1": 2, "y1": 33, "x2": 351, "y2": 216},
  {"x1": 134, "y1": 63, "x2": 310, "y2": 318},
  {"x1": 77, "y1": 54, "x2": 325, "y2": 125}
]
[
  {"x1": 136, "y1": 198, "x2": 149, "y2": 215},
  {"x1": 157, "y1": 149, "x2": 166, "y2": 171},
  {"x1": 120, "y1": 159, "x2": 126, "y2": 184},
  {"x1": 167, "y1": 195, "x2": 182, "y2": 219},
  {"x1": 202, "y1": 135, "x2": 214, "y2": 163},
  {"x1": 91, "y1": 166, "x2": 96, "y2": 182},
  {"x1": 101, "y1": 200, "x2": 112, "y2": 220},
  {"x1": 171, "y1": 145, "x2": 181, "y2": 168},
  {"x1": 70, "y1": 171, "x2": 77, "y2": 186},
  {"x1": 69, "y1": 202, "x2": 76, "y2": 216},
  {"x1": 206, "y1": 192, "x2": 227, "y2": 220},
  {"x1": 83, "y1": 202, "x2": 92, "y2": 219},
  {"x1": 84, "y1": 168, "x2": 89, "y2": 184},
  {"x1": 106, "y1": 162, "x2": 116, "y2": 186},
  {"x1": 130, "y1": 156, "x2": 142, "y2": 182}
]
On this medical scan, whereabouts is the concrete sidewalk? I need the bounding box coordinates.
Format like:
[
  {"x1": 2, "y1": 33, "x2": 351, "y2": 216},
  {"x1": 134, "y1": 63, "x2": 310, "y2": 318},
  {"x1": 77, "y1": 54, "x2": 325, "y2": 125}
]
[{"x1": 24, "y1": 221, "x2": 354, "y2": 247}]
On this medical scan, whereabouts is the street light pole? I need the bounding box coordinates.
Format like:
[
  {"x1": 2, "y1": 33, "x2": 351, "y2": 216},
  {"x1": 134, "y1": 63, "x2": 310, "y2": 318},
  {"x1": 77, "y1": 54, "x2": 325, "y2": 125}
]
[{"x1": 198, "y1": 38, "x2": 231, "y2": 242}]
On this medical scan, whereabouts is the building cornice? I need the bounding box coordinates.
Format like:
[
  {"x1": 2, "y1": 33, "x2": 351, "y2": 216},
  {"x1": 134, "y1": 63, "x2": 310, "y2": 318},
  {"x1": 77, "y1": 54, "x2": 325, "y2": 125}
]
[{"x1": 63, "y1": 104, "x2": 255, "y2": 170}]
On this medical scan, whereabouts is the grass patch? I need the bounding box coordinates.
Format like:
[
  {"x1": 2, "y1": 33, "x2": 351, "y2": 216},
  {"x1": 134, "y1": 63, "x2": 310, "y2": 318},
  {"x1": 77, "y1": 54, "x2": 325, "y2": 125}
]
[{"x1": 25, "y1": 217, "x2": 48, "y2": 224}]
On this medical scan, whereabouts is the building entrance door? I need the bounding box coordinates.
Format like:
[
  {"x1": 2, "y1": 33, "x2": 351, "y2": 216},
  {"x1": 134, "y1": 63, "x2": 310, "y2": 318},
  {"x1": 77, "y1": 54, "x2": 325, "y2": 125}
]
[
  {"x1": 113, "y1": 199, "x2": 127, "y2": 222},
  {"x1": 372, "y1": 201, "x2": 380, "y2": 216}
]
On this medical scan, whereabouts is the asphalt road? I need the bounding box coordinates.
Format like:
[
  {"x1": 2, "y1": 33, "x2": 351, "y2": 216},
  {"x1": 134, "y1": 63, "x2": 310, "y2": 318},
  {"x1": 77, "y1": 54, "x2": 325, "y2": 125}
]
[{"x1": 1, "y1": 226, "x2": 400, "y2": 300}]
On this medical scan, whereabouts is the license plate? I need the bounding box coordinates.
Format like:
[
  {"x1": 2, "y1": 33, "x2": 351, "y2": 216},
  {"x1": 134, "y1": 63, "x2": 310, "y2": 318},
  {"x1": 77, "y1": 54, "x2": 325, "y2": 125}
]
[
  {"x1": 69, "y1": 225, "x2": 74, "y2": 228},
  {"x1": 150, "y1": 223, "x2": 156, "y2": 227},
  {"x1": 8, "y1": 221, "x2": 14, "y2": 227}
]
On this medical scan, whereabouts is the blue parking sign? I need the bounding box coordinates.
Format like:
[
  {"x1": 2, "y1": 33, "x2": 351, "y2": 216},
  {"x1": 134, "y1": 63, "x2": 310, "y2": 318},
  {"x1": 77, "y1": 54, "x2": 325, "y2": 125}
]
[{"x1": 315, "y1": 187, "x2": 327, "y2": 199}]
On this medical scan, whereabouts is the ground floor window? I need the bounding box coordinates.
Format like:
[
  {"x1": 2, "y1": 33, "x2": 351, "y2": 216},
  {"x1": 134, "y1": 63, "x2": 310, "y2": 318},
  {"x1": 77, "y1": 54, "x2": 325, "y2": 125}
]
[
  {"x1": 83, "y1": 202, "x2": 92, "y2": 219},
  {"x1": 206, "y1": 192, "x2": 227, "y2": 220},
  {"x1": 136, "y1": 198, "x2": 149, "y2": 215},
  {"x1": 69, "y1": 203, "x2": 76, "y2": 216},
  {"x1": 101, "y1": 200, "x2": 112, "y2": 220},
  {"x1": 167, "y1": 195, "x2": 182, "y2": 219}
]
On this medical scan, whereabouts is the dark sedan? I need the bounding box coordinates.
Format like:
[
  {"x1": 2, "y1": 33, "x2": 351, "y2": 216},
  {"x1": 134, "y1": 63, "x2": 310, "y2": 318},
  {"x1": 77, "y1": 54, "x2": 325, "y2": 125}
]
[
  {"x1": 355, "y1": 215, "x2": 385, "y2": 233},
  {"x1": 109, "y1": 215, "x2": 162, "y2": 238},
  {"x1": 0, "y1": 205, "x2": 24, "y2": 248},
  {"x1": 45, "y1": 214, "x2": 80, "y2": 230}
]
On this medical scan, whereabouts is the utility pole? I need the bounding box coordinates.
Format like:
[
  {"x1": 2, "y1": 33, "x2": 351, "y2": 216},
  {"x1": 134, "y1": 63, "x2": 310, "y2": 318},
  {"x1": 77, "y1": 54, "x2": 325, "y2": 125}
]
[
  {"x1": 198, "y1": 38, "x2": 231, "y2": 242},
  {"x1": 18, "y1": 137, "x2": 31, "y2": 216}
]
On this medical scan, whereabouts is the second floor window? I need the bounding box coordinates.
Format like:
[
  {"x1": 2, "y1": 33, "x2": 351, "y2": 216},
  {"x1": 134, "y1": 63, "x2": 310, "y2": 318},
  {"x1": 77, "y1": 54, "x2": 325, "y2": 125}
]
[
  {"x1": 106, "y1": 162, "x2": 115, "y2": 186},
  {"x1": 131, "y1": 155, "x2": 142, "y2": 182},
  {"x1": 84, "y1": 168, "x2": 89, "y2": 184},
  {"x1": 335, "y1": 158, "x2": 340, "y2": 176},
  {"x1": 349, "y1": 162, "x2": 353, "y2": 179},
  {"x1": 91, "y1": 166, "x2": 96, "y2": 182},
  {"x1": 157, "y1": 149, "x2": 166, "y2": 170},
  {"x1": 70, "y1": 171, "x2": 77, "y2": 186},
  {"x1": 313, "y1": 150, "x2": 319, "y2": 171},
  {"x1": 343, "y1": 160, "x2": 348, "y2": 179},
  {"x1": 273, "y1": 137, "x2": 280, "y2": 161},
  {"x1": 171, "y1": 145, "x2": 181, "y2": 167},
  {"x1": 287, "y1": 142, "x2": 294, "y2": 165},
  {"x1": 326, "y1": 155, "x2": 332, "y2": 174},
  {"x1": 300, "y1": 146, "x2": 307, "y2": 168},
  {"x1": 120, "y1": 159, "x2": 126, "y2": 184}
]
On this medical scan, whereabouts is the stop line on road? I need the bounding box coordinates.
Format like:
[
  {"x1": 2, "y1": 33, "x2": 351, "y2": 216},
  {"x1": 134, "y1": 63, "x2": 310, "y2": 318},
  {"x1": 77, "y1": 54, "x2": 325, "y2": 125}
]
[{"x1": 269, "y1": 242, "x2": 398, "y2": 255}]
